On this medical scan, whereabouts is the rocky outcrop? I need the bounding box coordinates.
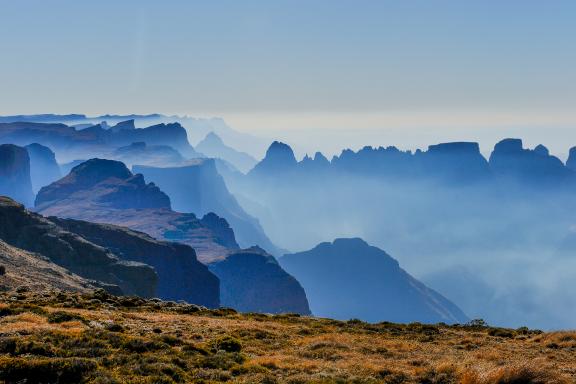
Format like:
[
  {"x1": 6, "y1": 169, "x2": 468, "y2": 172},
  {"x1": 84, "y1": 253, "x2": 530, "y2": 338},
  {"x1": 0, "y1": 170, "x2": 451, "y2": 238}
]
[
  {"x1": 112, "y1": 142, "x2": 185, "y2": 167},
  {"x1": 418, "y1": 142, "x2": 490, "y2": 183},
  {"x1": 0, "y1": 144, "x2": 34, "y2": 206},
  {"x1": 49, "y1": 217, "x2": 220, "y2": 307},
  {"x1": 196, "y1": 132, "x2": 257, "y2": 173},
  {"x1": 489, "y1": 138, "x2": 571, "y2": 185},
  {"x1": 35, "y1": 159, "x2": 239, "y2": 262},
  {"x1": 36, "y1": 159, "x2": 171, "y2": 211},
  {"x1": 24, "y1": 143, "x2": 62, "y2": 193},
  {"x1": 280, "y1": 238, "x2": 468, "y2": 324},
  {"x1": 0, "y1": 196, "x2": 156, "y2": 297},
  {"x1": 134, "y1": 160, "x2": 282, "y2": 256},
  {"x1": 249, "y1": 141, "x2": 298, "y2": 177},
  {"x1": 209, "y1": 246, "x2": 310, "y2": 314}
]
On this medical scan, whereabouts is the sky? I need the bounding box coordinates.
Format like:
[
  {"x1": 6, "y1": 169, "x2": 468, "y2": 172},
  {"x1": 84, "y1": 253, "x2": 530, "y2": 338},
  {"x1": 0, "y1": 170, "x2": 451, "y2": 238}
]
[{"x1": 1, "y1": 1, "x2": 575, "y2": 156}]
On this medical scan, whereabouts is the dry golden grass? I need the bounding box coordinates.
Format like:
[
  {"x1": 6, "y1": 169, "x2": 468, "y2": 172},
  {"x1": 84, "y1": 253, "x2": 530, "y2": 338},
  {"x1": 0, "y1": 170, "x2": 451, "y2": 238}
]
[{"x1": 0, "y1": 290, "x2": 574, "y2": 383}]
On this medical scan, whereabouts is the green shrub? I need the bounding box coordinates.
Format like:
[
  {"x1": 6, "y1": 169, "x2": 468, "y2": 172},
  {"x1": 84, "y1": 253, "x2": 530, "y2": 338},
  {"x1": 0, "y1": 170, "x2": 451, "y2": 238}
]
[
  {"x1": 210, "y1": 335, "x2": 242, "y2": 353},
  {"x1": 47, "y1": 311, "x2": 86, "y2": 324}
]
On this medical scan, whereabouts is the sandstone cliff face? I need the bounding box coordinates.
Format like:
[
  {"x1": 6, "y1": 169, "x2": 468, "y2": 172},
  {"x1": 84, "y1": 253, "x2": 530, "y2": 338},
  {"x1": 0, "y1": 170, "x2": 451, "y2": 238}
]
[
  {"x1": 24, "y1": 143, "x2": 62, "y2": 193},
  {"x1": 50, "y1": 217, "x2": 220, "y2": 308},
  {"x1": 0, "y1": 144, "x2": 34, "y2": 207},
  {"x1": 280, "y1": 238, "x2": 468, "y2": 324},
  {"x1": 0, "y1": 196, "x2": 157, "y2": 297},
  {"x1": 209, "y1": 247, "x2": 310, "y2": 315},
  {"x1": 35, "y1": 158, "x2": 239, "y2": 263}
]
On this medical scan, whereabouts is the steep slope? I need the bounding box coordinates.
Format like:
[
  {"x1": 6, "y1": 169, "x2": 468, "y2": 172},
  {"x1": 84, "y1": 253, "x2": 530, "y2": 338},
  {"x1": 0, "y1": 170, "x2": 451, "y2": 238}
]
[
  {"x1": 280, "y1": 238, "x2": 468, "y2": 324},
  {"x1": 24, "y1": 143, "x2": 62, "y2": 193},
  {"x1": 0, "y1": 144, "x2": 35, "y2": 206},
  {"x1": 209, "y1": 247, "x2": 310, "y2": 315},
  {"x1": 0, "y1": 239, "x2": 100, "y2": 293},
  {"x1": 0, "y1": 197, "x2": 156, "y2": 297},
  {"x1": 196, "y1": 132, "x2": 257, "y2": 173},
  {"x1": 50, "y1": 217, "x2": 219, "y2": 308},
  {"x1": 35, "y1": 158, "x2": 239, "y2": 262},
  {"x1": 133, "y1": 160, "x2": 282, "y2": 257}
]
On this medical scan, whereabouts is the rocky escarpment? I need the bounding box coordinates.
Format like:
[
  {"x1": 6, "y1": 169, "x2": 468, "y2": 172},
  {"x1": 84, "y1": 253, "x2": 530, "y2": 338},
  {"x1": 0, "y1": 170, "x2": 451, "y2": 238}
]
[
  {"x1": 50, "y1": 217, "x2": 219, "y2": 308},
  {"x1": 209, "y1": 247, "x2": 310, "y2": 315},
  {"x1": 0, "y1": 196, "x2": 156, "y2": 297},
  {"x1": 134, "y1": 160, "x2": 282, "y2": 257},
  {"x1": 280, "y1": 238, "x2": 468, "y2": 324},
  {"x1": 36, "y1": 158, "x2": 171, "y2": 211},
  {"x1": 0, "y1": 144, "x2": 34, "y2": 206},
  {"x1": 24, "y1": 143, "x2": 62, "y2": 193},
  {"x1": 35, "y1": 158, "x2": 239, "y2": 262}
]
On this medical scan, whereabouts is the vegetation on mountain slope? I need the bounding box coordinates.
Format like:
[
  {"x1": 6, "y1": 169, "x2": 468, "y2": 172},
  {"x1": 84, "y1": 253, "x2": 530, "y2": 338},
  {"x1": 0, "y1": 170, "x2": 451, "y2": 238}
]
[{"x1": 0, "y1": 289, "x2": 573, "y2": 384}]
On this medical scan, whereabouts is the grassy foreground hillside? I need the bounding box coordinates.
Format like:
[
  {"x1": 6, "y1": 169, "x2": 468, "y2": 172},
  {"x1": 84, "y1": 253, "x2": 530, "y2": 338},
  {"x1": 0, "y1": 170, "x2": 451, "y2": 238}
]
[{"x1": 0, "y1": 289, "x2": 574, "y2": 384}]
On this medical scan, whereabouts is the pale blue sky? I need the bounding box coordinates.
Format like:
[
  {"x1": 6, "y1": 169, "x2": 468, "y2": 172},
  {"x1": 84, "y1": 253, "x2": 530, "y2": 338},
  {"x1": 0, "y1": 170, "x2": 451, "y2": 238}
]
[{"x1": 1, "y1": 1, "x2": 575, "y2": 155}]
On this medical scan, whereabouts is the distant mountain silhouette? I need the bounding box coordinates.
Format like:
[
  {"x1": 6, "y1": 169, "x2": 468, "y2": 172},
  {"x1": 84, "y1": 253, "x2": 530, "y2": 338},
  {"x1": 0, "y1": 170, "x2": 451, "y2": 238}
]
[
  {"x1": 24, "y1": 143, "x2": 62, "y2": 193},
  {"x1": 248, "y1": 139, "x2": 576, "y2": 186},
  {"x1": 248, "y1": 141, "x2": 298, "y2": 177},
  {"x1": 0, "y1": 196, "x2": 156, "y2": 297},
  {"x1": 0, "y1": 121, "x2": 200, "y2": 162},
  {"x1": 112, "y1": 142, "x2": 185, "y2": 167},
  {"x1": 209, "y1": 246, "x2": 310, "y2": 315},
  {"x1": 0, "y1": 114, "x2": 270, "y2": 159},
  {"x1": 196, "y1": 132, "x2": 257, "y2": 173},
  {"x1": 134, "y1": 160, "x2": 283, "y2": 257},
  {"x1": 489, "y1": 138, "x2": 572, "y2": 186},
  {"x1": 280, "y1": 238, "x2": 468, "y2": 324},
  {"x1": 0, "y1": 144, "x2": 34, "y2": 206}
]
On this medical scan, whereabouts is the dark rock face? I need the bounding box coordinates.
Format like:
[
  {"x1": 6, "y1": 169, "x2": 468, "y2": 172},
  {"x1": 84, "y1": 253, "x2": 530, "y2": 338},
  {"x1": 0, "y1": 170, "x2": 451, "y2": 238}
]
[
  {"x1": 134, "y1": 160, "x2": 282, "y2": 257},
  {"x1": 196, "y1": 132, "x2": 257, "y2": 173},
  {"x1": 0, "y1": 196, "x2": 157, "y2": 297},
  {"x1": 35, "y1": 158, "x2": 239, "y2": 263},
  {"x1": 49, "y1": 217, "x2": 220, "y2": 307},
  {"x1": 0, "y1": 144, "x2": 34, "y2": 206},
  {"x1": 209, "y1": 247, "x2": 311, "y2": 315},
  {"x1": 36, "y1": 159, "x2": 171, "y2": 210},
  {"x1": 249, "y1": 141, "x2": 298, "y2": 176},
  {"x1": 489, "y1": 138, "x2": 570, "y2": 185},
  {"x1": 280, "y1": 238, "x2": 468, "y2": 324},
  {"x1": 24, "y1": 143, "x2": 62, "y2": 193}
]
